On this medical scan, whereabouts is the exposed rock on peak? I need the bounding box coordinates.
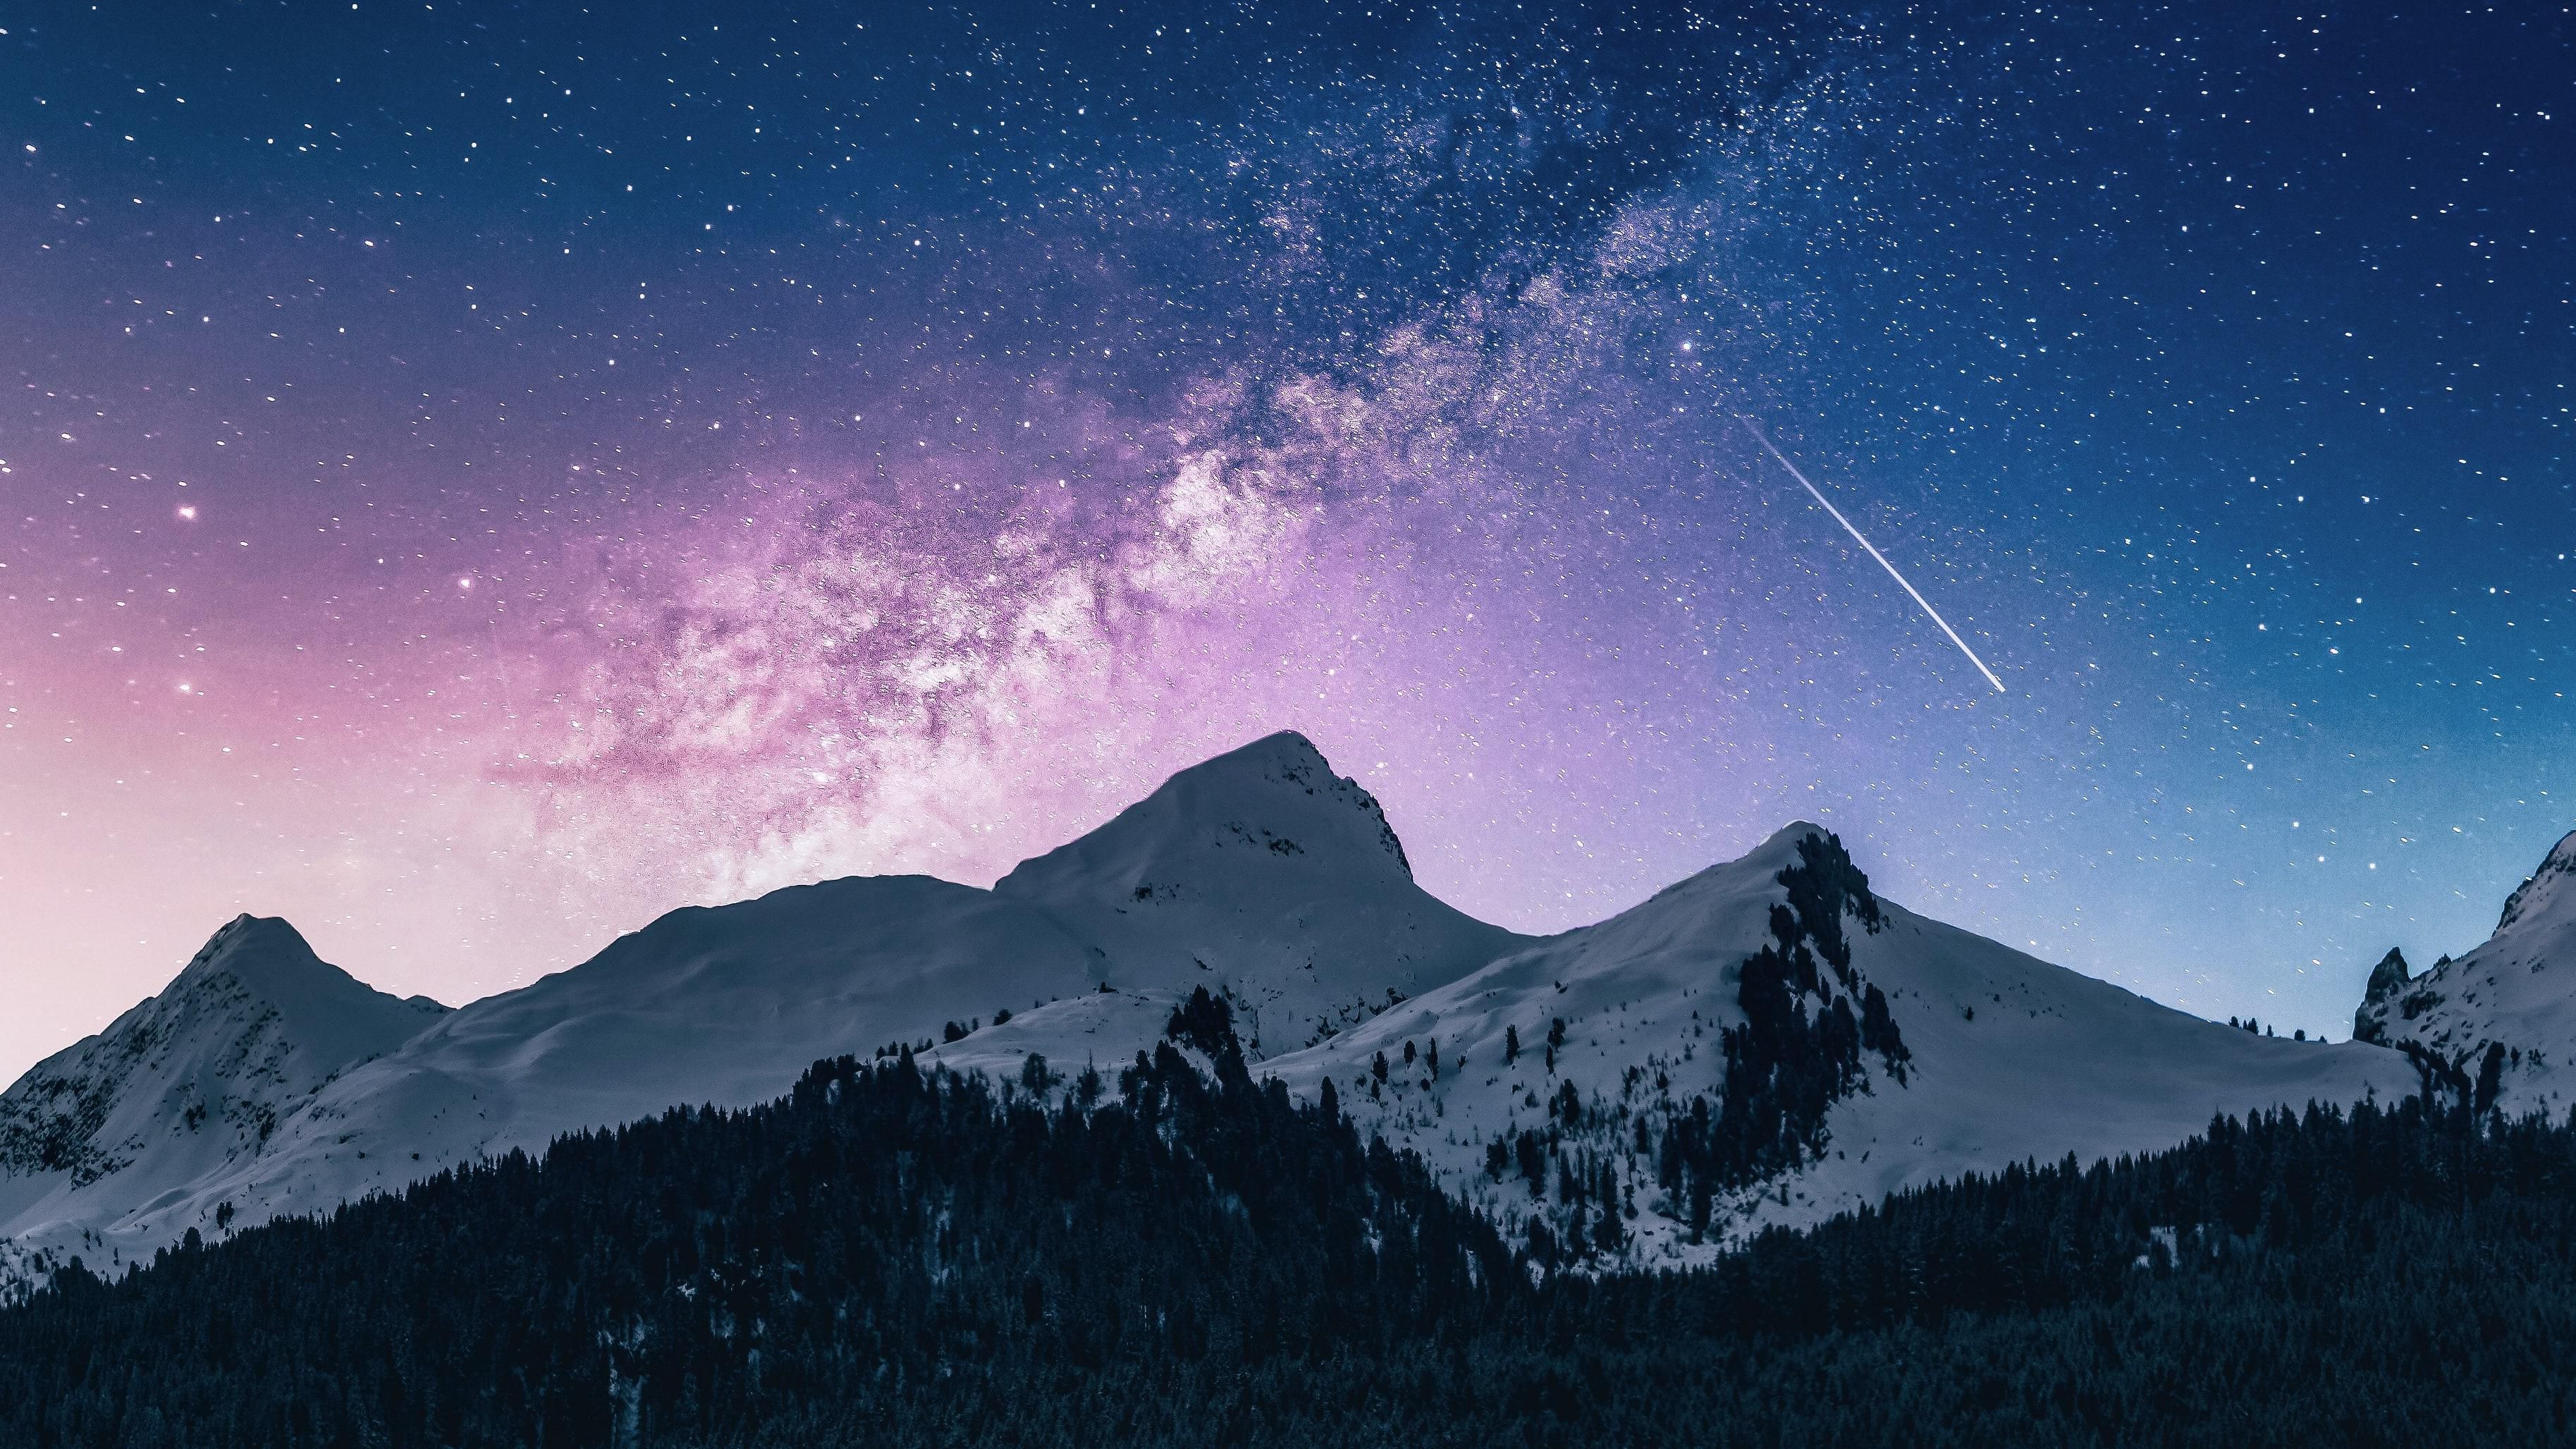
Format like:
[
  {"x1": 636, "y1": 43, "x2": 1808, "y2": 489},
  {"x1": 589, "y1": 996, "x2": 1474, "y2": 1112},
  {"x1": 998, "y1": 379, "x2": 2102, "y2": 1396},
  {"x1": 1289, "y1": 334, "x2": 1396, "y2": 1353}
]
[
  {"x1": 2353, "y1": 948, "x2": 2413, "y2": 1044},
  {"x1": 2362, "y1": 947, "x2": 2413, "y2": 1005},
  {"x1": 1255, "y1": 819, "x2": 2411, "y2": 1261}
]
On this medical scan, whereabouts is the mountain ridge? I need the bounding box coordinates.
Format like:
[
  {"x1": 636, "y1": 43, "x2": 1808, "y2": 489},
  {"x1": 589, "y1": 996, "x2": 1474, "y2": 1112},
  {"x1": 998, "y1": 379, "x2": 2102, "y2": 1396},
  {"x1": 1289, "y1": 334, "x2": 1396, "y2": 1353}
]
[
  {"x1": 2351, "y1": 827, "x2": 2576, "y2": 1115},
  {"x1": 4, "y1": 731, "x2": 2532, "y2": 1292}
]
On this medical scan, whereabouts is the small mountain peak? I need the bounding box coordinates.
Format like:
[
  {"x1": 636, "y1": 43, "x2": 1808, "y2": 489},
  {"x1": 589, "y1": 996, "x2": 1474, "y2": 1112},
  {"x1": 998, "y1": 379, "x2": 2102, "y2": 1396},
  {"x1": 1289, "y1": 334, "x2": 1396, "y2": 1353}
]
[
  {"x1": 990, "y1": 733, "x2": 1513, "y2": 1040},
  {"x1": 2361, "y1": 948, "x2": 2412, "y2": 1005},
  {"x1": 0, "y1": 916, "x2": 443, "y2": 1198},
  {"x1": 1154, "y1": 729, "x2": 1365, "y2": 822},
  {"x1": 2351, "y1": 946, "x2": 2416, "y2": 1045},
  {"x1": 1234, "y1": 728, "x2": 1330, "y2": 768},
  {"x1": 1634, "y1": 823, "x2": 1875, "y2": 931},
  {"x1": 163, "y1": 915, "x2": 449, "y2": 1022},
  {"x1": 177, "y1": 913, "x2": 257, "y2": 967},
  {"x1": 1183, "y1": 729, "x2": 1339, "y2": 785},
  {"x1": 999, "y1": 729, "x2": 1416, "y2": 895},
  {"x1": 1707, "y1": 821, "x2": 1855, "y2": 883},
  {"x1": 174, "y1": 915, "x2": 326, "y2": 991},
  {"x1": 2496, "y1": 828, "x2": 2576, "y2": 937},
  {"x1": 1756, "y1": 820, "x2": 1833, "y2": 856},
  {"x1": 184, "y1": 912, "x2": 295, "y2": 956}
]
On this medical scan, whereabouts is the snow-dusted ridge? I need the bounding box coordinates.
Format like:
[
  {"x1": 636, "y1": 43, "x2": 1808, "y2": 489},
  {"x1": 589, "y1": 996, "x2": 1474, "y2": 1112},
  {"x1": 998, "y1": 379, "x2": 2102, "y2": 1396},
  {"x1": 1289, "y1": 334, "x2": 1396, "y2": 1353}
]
[
  {"x1": 2, "y1": 731, "x2": 2510, "y2": 1290},
  {"x1": 2352, "y1": 828, "x2": 2576, "y2": 1114},
  {"x1": 940, "y1": 816, "x2": 2420, "y2": 1260},
  {"x1": 1203, "y1": 822, "x2": 2413, "y2": 1259}
]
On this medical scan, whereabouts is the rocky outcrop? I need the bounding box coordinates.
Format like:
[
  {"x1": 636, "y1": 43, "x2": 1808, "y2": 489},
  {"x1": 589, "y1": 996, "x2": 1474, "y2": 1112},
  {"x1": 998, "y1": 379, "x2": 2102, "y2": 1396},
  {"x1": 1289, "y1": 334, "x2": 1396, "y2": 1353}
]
[{"x1": 2353, "y1": 948, "x2": 2412, "y2": 1045}]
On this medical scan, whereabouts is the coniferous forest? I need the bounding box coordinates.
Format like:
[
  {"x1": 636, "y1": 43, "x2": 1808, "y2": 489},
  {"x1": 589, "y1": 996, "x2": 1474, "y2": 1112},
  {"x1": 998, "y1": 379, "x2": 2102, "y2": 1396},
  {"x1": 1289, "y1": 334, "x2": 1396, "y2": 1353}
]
[{"x1": 8, "y1": 1034, "x2": 2576, "y2": 1448}]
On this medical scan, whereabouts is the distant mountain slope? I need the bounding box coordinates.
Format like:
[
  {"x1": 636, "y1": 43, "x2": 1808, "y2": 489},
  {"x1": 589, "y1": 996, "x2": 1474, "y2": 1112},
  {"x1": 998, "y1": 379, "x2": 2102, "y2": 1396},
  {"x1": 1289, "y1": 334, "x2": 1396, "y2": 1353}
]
[
  {"x1": 2353, "y1": 828, "x2": 2576, "y2": 1114},
  {"x1": 0, "y1": 916, "x2": 446, "y2": 1280},
  {"x1": 71, "y1": 876, "x2": 1103, "y2": 1273}
]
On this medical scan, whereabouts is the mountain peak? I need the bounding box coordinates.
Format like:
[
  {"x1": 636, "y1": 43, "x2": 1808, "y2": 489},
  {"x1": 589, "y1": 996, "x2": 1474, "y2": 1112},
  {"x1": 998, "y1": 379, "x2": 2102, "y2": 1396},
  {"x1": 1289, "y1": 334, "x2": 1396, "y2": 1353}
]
[
  {"x1": 998, "y1": 730, "x2": 1413, "y2": 896},
  {"x1": 2362, "y1": 947, "x2": 2412, "y2": 1005},
  {"x1": 2348, "y1": 828, "x2": 2576, "y2": 1111},
  {"x1": 2496, "y1": 828, "x2": 2576, "y2": 938},
  {"x1": 993, "y1": 730, "x2": 1518, "y2": 1051},
  {"x1": 1754, "y1": 819, "x2": 1834, "y2": 861},
  {"x1": 173, "y1": 913, "x2": 311, "y2": 984},
  {"x1": 0, "y1": 915, "x2": 446, "y2": 1213},
  {"x1": 1643, "y1": 821, "x2": 1845, "y2": 910},
  {"x1": 2351, "y1": 948, "x2": 2415, "y2": 1044},
  {"x1": 168, "y1": 915, "x2": 448, "y2": 1020}
]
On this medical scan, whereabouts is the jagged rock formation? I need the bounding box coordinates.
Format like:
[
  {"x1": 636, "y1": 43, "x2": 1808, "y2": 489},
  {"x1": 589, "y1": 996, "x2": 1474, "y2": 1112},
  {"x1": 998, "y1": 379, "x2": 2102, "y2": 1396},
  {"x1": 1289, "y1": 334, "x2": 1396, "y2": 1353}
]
[{"x1": 2353, "y1": 948, "x2": 2414, "y2": 1044}]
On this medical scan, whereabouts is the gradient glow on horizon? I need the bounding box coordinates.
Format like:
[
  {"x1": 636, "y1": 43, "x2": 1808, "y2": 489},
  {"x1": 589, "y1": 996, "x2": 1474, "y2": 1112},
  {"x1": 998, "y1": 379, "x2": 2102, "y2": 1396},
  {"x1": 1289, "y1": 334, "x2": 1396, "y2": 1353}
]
[{"x1": 3, "y1": 0, "x2": 2570, "y2": 1080}]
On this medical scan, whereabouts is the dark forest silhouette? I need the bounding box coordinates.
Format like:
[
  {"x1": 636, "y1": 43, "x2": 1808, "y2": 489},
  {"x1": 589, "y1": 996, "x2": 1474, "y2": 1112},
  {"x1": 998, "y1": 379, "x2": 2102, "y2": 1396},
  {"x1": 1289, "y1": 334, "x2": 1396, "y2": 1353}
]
[{"x1": 9, "y1": 1019, "x2": 2576, "y2": 1447}]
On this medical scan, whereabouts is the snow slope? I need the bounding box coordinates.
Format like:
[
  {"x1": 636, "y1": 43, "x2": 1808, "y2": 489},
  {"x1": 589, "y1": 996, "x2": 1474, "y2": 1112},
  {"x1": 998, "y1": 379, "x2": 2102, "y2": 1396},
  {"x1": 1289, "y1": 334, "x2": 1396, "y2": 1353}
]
[
  {"x1": 2352, "y1": 828, "x2": 2576, "y2": 1113},
  {"x1": 66, "y1": 875, "x2": 1103, "y2": 1269},
  {"x1": 1249, "y1": 824, "x2": 2419, "y2": 1256},
  {"x1": 0, "y1": 916, "x2": 447, "y2": 1285}
]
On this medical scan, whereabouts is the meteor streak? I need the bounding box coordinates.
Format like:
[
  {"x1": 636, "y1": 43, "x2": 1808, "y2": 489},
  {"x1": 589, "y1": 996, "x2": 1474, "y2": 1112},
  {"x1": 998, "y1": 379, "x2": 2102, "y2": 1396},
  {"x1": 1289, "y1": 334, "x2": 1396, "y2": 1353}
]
[{"x1": 1743, "y1": 418, "x2": 2006, "y2": 695}]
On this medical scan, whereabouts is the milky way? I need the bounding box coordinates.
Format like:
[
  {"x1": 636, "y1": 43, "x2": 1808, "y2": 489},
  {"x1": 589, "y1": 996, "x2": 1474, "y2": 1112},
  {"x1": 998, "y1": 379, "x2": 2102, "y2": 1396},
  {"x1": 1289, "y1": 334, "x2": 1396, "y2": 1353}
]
[{"x1": 4, "y1": 1, "x2": 2570, "y2": 1077}]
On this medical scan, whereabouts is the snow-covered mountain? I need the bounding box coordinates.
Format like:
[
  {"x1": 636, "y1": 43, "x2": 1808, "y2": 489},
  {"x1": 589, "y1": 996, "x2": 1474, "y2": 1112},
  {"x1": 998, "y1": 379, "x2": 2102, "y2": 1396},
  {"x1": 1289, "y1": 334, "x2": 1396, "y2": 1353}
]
[
  {"x1": 0, "y1": 731, "x2": 1507, "y2": 1281},
  {"x1": 1263, "y1": 824, "x2": 2418, "y2": 1256},
  {"x1": 1, "y1": 730, "x2": 2453, "y2": 1288},
  {"x1": 2353, "y1": 828, "x2": 2576, "y2": 1114},
  {"x1": 0, "y1": 916, "x2": 447, "y2": 1285},
  {"x1": 992, "y1": 730, "x2": 1525, "y2": 1055},
  {"x1": 118, "y1": 874, "x2": 1103, "y2": 1257},
  {"x1": 955, "y1": 821, "x2": 2418, "y2": 1258}
]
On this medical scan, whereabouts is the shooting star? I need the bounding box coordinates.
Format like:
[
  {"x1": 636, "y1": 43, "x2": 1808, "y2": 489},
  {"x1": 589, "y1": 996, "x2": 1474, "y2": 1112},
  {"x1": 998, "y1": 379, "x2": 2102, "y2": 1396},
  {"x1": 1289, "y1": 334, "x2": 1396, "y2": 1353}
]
[{"x1": 1743, "y1": 417, "x2": 2006, "y2": 695}]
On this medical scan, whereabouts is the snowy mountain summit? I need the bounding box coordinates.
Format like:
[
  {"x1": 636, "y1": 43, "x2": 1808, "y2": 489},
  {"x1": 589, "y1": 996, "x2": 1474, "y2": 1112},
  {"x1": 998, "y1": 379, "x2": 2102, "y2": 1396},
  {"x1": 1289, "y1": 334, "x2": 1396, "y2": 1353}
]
[
  {"x1": 2353, "y1": 829, "x2": 2576, "y2": 1115},
  {"x1": 0, "y1": 917, "x2": 445, "y2": 1288},
  {"x1": 0, "y1": 732, "x2": 2471, "y2": 1289},
  {"x1": 993, "y1": 730, "x2": 1523, "y2": 1053}
]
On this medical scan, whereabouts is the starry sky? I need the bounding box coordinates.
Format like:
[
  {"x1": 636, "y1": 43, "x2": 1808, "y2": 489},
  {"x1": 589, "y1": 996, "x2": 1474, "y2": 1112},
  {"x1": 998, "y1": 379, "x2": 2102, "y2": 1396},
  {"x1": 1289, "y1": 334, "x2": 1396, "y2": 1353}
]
[{"x1": 3, "y1": 0, "x2": 2570, "y2": 1080}]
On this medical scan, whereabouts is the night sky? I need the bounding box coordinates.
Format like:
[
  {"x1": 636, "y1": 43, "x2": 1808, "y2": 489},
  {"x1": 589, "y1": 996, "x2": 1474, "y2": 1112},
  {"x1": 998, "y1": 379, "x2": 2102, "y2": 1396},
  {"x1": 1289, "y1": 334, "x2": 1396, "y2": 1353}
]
[{"x1": 4, "y1": 0, "x2": 2569, "y2": 1080}]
